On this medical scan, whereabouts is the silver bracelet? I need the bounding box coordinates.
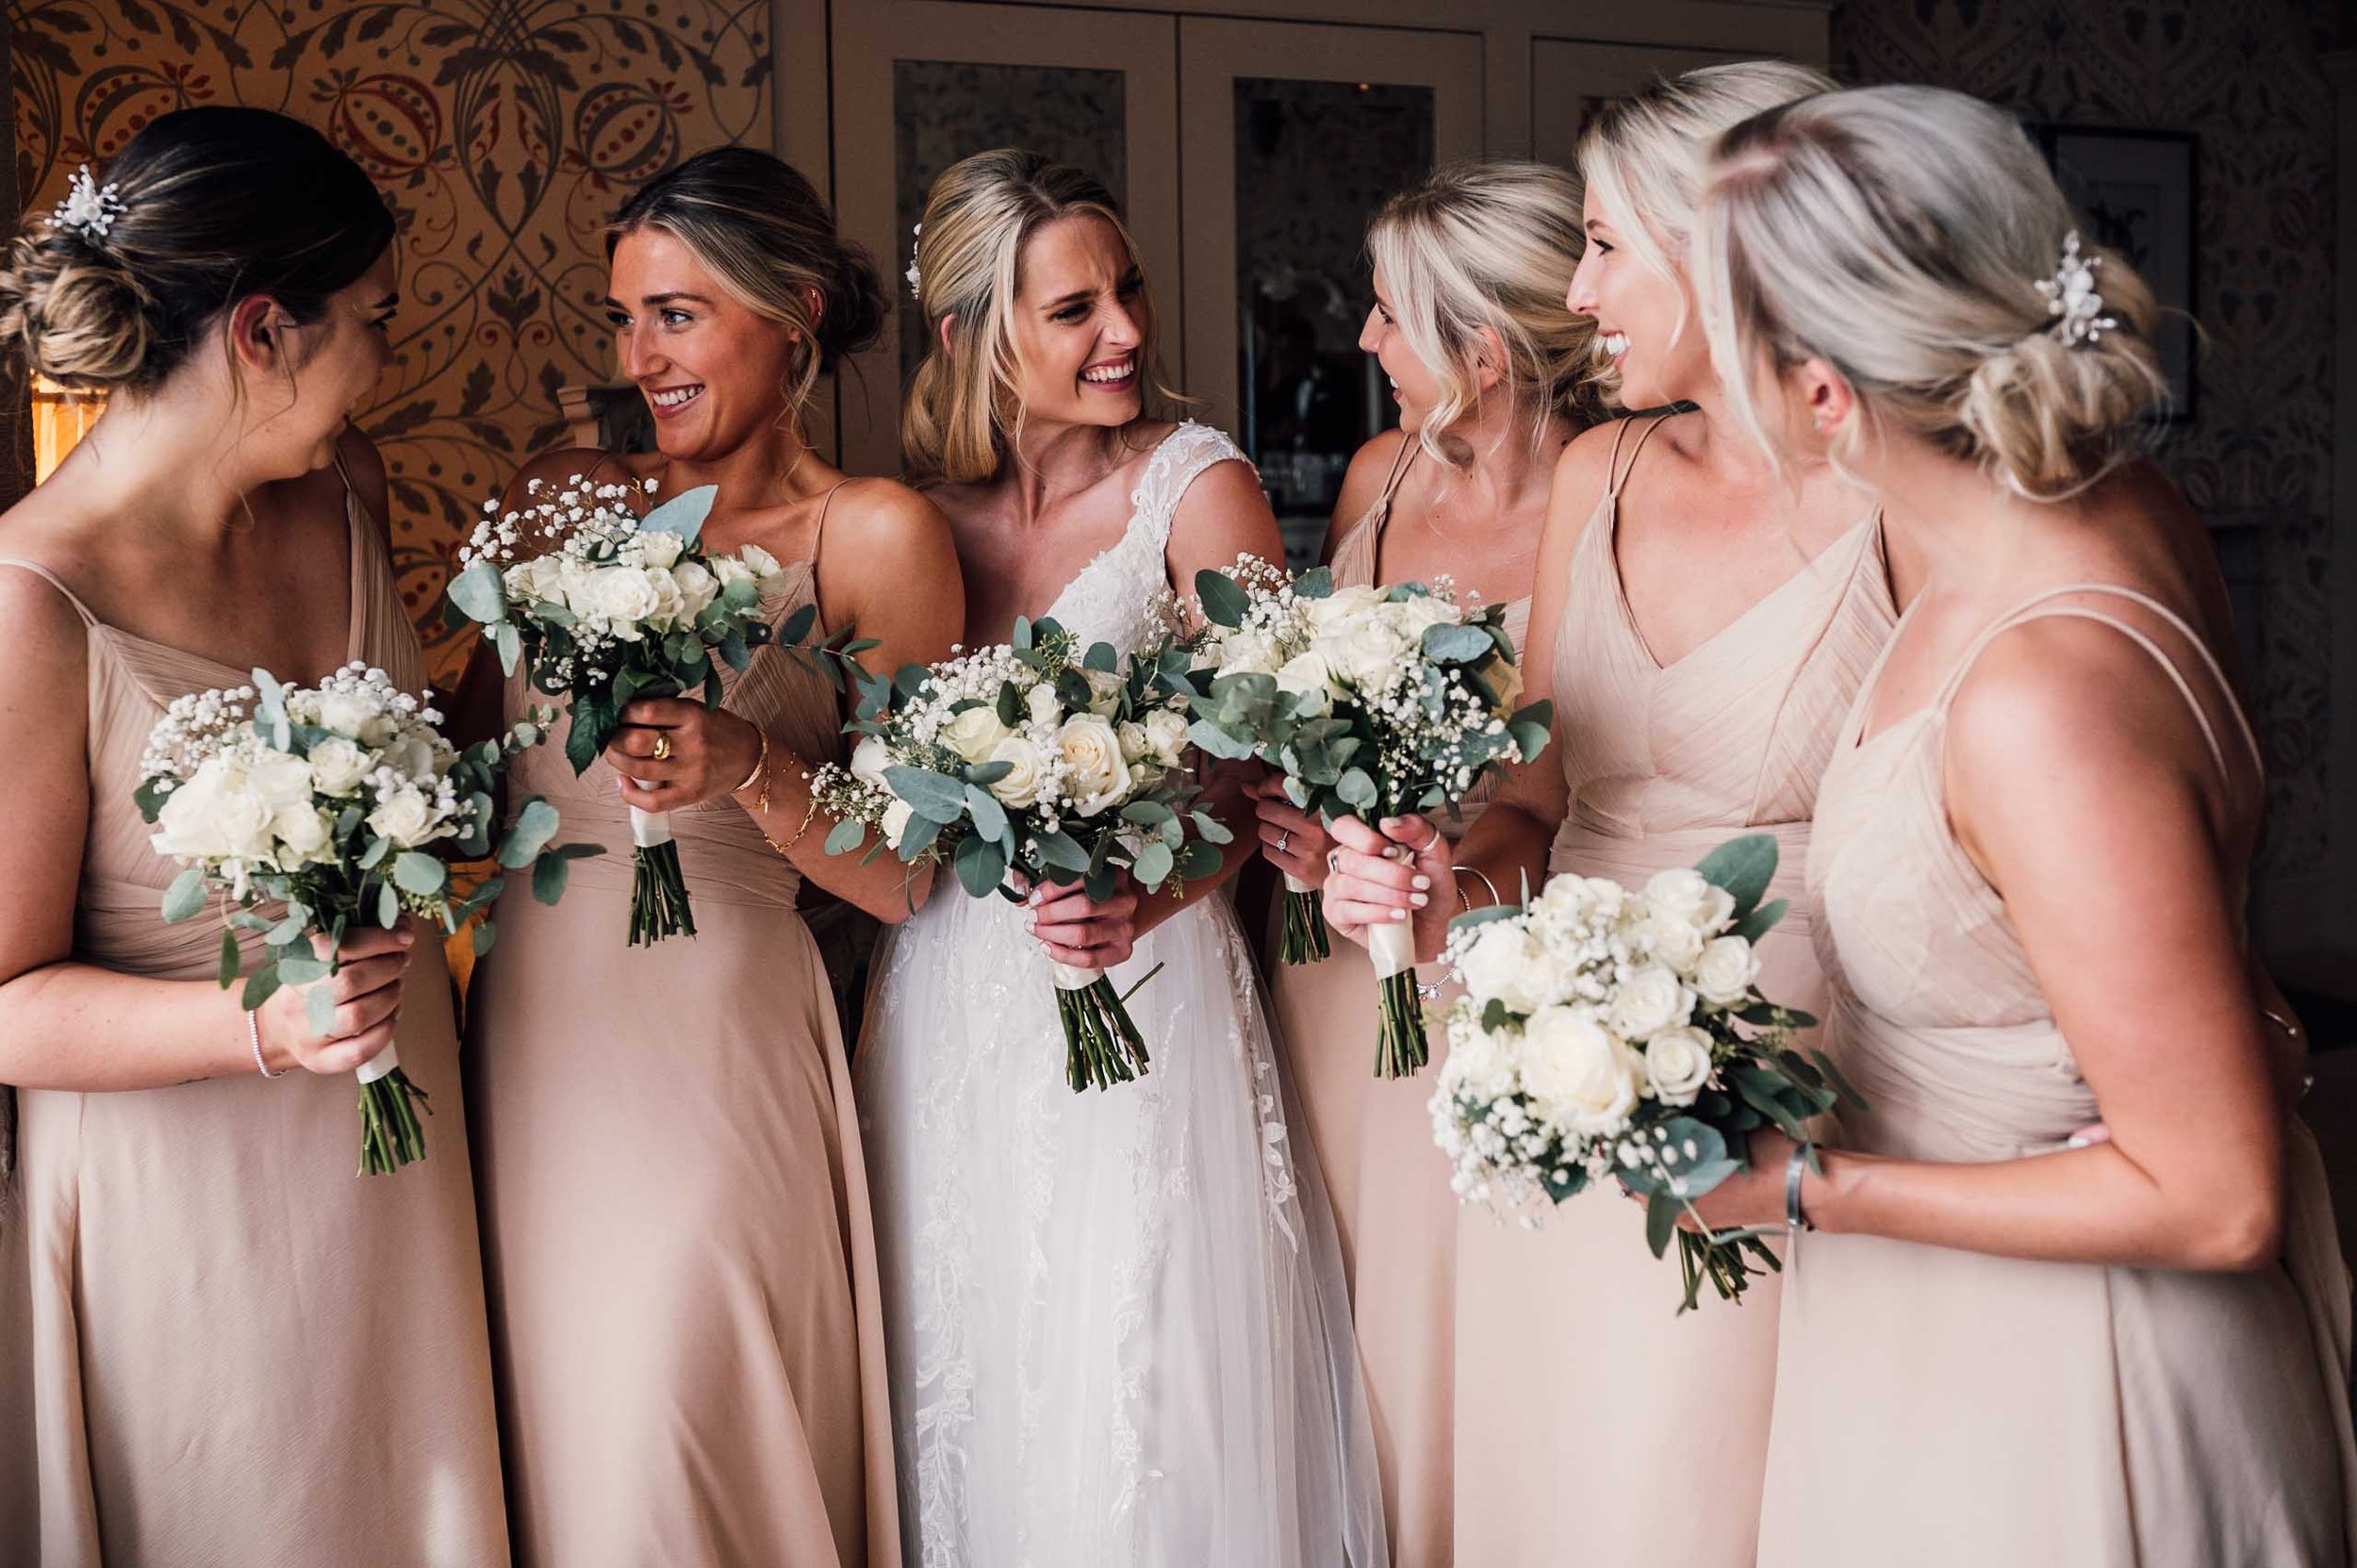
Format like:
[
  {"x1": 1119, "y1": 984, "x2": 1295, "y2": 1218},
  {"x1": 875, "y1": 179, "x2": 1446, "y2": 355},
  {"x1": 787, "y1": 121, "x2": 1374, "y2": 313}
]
[
  {"x1": 249, "y1": 1010, "x2": 287, "y2": 1080},
  {"x1": 1785, "y1": 1141, "x2": 1814, "y2": 1233},
  {"x1": 1451, "y1": 864, "x2": 1501, "y2": 913}
]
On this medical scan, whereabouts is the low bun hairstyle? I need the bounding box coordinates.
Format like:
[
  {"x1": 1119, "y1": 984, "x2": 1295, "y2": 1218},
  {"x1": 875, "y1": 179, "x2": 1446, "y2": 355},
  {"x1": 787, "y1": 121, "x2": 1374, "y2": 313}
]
[
  {"x1": 0, "y1": 107, "x2": 394, "y2": 392},
  {"x1": 1696, "y1": 85, "x2": 2167, "y2": 500},
  {"x1": 608, "y1": 147, "x2": 887, "y2": 418},
  {"x1": 901, "y1": 149, "x2": 1178, "y2": 486},
  {"x1": 1364, "y1": 160, "x2": 1598, "y2": 468}
]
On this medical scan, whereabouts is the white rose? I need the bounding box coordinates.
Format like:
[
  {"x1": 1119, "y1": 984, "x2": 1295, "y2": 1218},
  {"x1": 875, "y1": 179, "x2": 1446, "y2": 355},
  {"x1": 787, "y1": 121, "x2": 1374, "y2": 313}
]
[
  {"x1": 272, "y1": 803, "x2": 335, "y2": 863},
  {"x1": 1518, "y1": 1005, "x2": 1643, "y2": 1135},
  {"x1": 1055, "y1": 713, "x2": 1134, "y2": 817},
  {"x1": 1142, "y1": 708, "x2": 1192, "y2": 769},
  {"x1": 1643, "y1": 1026, "x2": 1716, "y2": 1107},
  {"x1": 1456, "y1": 921, "x2": 1548, "y2": 1014},
  {"x1": 641, "y1": 568, "x2": 688, "y2": 632},
  {"x1": 849, "y1": 734, "x2": 893, "y2": 787},
  {"x1": 1320, "y1": 616, "x2": 1411, "y2": 687},
  {"x1": 1535, "y1": 871, "x2": 1621, "y2": 925},
  {"x1": 710, "y1": 555, "x2": 755, "y2": 594},
  {"x1": 1692, "y1": 935, "x2": 1761, "y2": 1007},
  {"x1": 1118, "y1": 721, "x2": 1151, "y2": 765},
  {"x1": 584, "y1": 564, "x2": 661, "y2": 629},
  {"x1": 736, "y1": 542, "x2": 783, "y2": 585},
  {"x1": 1644, "y1": 867, "x2": 1737, "y2": 935},
  {"x1": 1302, "y1": 583, "x2": 1388, "y2": 632},
  {"x1": 1633, "y1": 911, "x2": 1706, "y2": 971},
  {"x1": 246, "y1": 751, "x2": 317, "y2": 812},
  {"x1": 306, "y1": 736, "x2": 369, "y2": 796},
  {"x1": 1025, "y1": 682, "x2": 1063, "y2": 728},
  {"x1": 367, "y1": 785, "x2": 440, "y2": 850},
  {"x1": 1389, "y1": 592, "x2": 1458, "y2": 642},
  {"x1": 1275, "y1": 650, "x2": 1340, "y2": 715},
  {"x1": 503, "y1": 555, "x2": 562, "y2": 606},
  {"x1": 153, "y1": 758, "x2": 273, "y2": 861},
  {"x1": 881, "y1": 798, "x2": 915, "y2": 850},
  {"x1": 1442, "y1": 1011, "x2": 1517, "y2": 1100},
  {"x1": 635, "y1": 530, "x2": 684, "y2": 569},
  {"x1": 985, "y1": 735, "x2": 1047, "y2": 809},
  {"x1": 942, "y1": 703, "x2": 1013, "y2": 765},
  {"x1": 1214, "y1": 628, "x2": 1280, "y2": 677},
  {"x1": 1608, "y1": 964, "x2": 1694, "y2": 1041},
  {"x1": 1083, "y1": 668, "x2": 1123, "y2": 717},
  {"x1": 313, "y1": 690, "x2": 377, "y2": 741},
  {"x1": 669, "y1": 559, "x2": 719, "y2": 618}
]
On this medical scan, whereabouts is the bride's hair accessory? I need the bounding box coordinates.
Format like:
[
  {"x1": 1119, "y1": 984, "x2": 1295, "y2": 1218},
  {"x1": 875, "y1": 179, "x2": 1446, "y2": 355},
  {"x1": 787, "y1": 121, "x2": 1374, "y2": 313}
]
[
  {"x1": 905, "y1": 221, "x2": 923, "y2": 299},
  {"x1": 48, "y1": 164, "x2": 125, "y2": 246},
  {"x1": 2034, "y1": 230, "x2": 2118, "y2": 348}
]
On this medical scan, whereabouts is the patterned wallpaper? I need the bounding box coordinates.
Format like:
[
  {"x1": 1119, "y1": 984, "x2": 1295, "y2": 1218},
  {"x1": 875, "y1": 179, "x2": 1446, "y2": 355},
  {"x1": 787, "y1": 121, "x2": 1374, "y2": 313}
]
[
  {"x1": 1832, "y1": 0, "x2": 2340, "y2": 877},
  {"x1": 8, "y1": 0, "x2": 772, "y2": 681}
]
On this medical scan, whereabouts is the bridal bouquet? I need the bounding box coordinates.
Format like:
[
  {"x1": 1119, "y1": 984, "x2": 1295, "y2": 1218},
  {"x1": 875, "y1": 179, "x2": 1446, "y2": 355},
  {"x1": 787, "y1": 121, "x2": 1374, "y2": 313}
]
[
  {"x1": 1186, "y1": 555, "x2": 1551, "y2": 1076},
  {"x1": 809, "y1": 616, "x2": 1227, "y2": 1091},
  {"x1": 1429, "y1": 835, "x2": 1859, "y2": 1312},
  {"x1": 448, "y1": 473, "x2": 866, "y2": 945},
  {"x1": 138, "y1": 663, "x2": 596, "y2": 1175}
]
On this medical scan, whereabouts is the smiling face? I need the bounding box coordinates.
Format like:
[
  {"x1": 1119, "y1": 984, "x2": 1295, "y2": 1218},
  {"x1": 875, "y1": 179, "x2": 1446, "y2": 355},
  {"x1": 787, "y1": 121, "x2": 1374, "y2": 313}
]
[
  {"x1": 1567, "y1": 184, "x2": 1711, "y2": 409},
  {"x1": 241, "y1": 247, "x2": 399, "y2": 478},
  {"x1": 1359, "y1": 264, "x2": 1445, "y2": 436},
  {"x1": 1004, "y1": 214, "x2": 1146, "y2": 433},
  {"x1": 605, "y1": 225, "x2": 803, "y2": 461}
]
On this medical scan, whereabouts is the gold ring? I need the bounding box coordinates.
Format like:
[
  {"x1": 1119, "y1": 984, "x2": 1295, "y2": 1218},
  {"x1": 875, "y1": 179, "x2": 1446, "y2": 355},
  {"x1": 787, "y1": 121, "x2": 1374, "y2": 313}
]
[{"x1": 651, "y1": 733, "x2": 673, "y2": 762}]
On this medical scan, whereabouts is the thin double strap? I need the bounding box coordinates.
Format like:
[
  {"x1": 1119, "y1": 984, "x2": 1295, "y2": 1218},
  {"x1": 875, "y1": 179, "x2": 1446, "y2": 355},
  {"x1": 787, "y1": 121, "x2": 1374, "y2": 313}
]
[
  {"x1": 0, "y1": 556, "x2": 102, "y2": 628},
  {"x1": 1932, "y1": 583, "x2": 2261, "y2": 789},
  {"x1": 807, "y1": 477, "x2": 853, "y2": 581},
  {"x1": 1604, "y1": 412, "x2": 1676, "y2": 501}
]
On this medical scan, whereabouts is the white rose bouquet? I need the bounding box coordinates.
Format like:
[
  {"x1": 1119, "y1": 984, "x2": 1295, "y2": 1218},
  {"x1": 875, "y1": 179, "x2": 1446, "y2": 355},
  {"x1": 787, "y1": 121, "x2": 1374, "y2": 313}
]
[
  {"x1": 137, "y1": 664, "x2": 598, "y2": 1175},
  {"x1": 1429, "y1": 834, "x2": 1861, "y2": 1311},
  {"x1": 808, "y1": 615, "x2": 1228, "y2": 1091},
  {"x1": 1186, "y1": 555, "x2": 1551, "y2": 1076},
  {"x1": 446, "y1": 473, "x2": 870, "y2": 945}
]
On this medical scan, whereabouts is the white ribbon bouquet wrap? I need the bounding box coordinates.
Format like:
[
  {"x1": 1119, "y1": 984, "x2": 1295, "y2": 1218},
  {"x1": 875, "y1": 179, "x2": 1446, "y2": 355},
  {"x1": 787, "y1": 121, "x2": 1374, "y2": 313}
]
[
  {"x1": 809, "y1": 616, "x2": 1226, "y2": 1091},
  {"x1": 138, "y1": 664, "x2": 596, "y2": 1174},
  {"x1": 1185, "y1": 555, "x2": 1552, "y2": 1078}
]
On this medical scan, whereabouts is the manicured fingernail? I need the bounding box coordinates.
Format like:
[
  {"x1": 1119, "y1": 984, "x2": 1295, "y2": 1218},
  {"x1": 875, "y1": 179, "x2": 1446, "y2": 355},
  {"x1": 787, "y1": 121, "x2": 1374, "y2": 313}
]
[
  {"x1": 2065, "y1": 1134, "x2": 2090, "y2": 1149},
  {"x1": 397, "y1": 930, "x2": 415, "y2": 946},
  {"x1": 1410, "y1": 893, "x2": 1428, "y2": 908},
  {"x1": 1391, "y1": 908, "x2": 1409, "y2": 921},
  {"x1": 1379, "y1": 817, "x2": 1402, "y2": 831},
  {"x1": 1412, "y1": 875, "x2": 1431, "y2": 891}
]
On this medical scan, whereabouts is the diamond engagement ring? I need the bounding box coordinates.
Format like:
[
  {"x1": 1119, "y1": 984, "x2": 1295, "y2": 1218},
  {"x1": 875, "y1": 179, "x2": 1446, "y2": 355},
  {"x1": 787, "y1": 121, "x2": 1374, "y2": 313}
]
[{"x1": 1275, "y1": 830, "x2": 1292, "y2": 856}]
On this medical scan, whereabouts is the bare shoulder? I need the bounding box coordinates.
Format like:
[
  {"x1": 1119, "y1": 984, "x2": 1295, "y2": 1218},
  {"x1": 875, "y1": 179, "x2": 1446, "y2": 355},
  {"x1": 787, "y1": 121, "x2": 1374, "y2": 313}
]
[
  {"x1": 0, "y1": 560, "x2": 94, "y2": 690},
  {"x1": 1168, "y1": 441, "x2": 1281, "y2": 568},
  {"x1": 825, "y1": 475, "x2": 955, "y2": 556},
  {"x1": 1326, "y1": 428, "x2": 1410, "y2": 553}
]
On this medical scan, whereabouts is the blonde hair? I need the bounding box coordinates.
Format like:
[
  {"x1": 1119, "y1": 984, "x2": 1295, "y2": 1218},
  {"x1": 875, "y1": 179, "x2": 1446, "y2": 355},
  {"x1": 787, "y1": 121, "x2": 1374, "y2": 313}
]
[
  {"x1": 1695, "y1": 85, "x2": 2167, "y2": 501},
  {"x1": 1365, "y1": 160, "x2": 1598, "y2": 469},
  {"x1": 608, "y1": 147, "x2": 885, "y2": 425},
  {"x1": 900, "y1": 149, "x2": 1178, "y2": 485},
  {"x1": 1575, "y1": 59, "x2": 1835, "y2": 401}
]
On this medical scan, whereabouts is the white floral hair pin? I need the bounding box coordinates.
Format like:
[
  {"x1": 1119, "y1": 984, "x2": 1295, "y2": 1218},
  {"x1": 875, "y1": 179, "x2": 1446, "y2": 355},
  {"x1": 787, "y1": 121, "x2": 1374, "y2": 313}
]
[
  {"x1": 48, "y1": 164, "x2": 125, "y2": 246},
  {"x1": 905, "y1": 221, "x2": 923, "y2": 299},
  {"x1": 2035, "y1": 230, "x2": 2118, "y2": 348}
]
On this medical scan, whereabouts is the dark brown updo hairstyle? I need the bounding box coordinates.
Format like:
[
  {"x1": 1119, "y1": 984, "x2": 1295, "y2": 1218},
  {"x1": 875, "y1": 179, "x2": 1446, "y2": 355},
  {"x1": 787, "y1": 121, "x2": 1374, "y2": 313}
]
[
  {"x1": 0, "y1": 107, "x2": 396, "y2": 392},
  {"x1": 607, "y1": 147, "x2": 888, "y2": 420}
]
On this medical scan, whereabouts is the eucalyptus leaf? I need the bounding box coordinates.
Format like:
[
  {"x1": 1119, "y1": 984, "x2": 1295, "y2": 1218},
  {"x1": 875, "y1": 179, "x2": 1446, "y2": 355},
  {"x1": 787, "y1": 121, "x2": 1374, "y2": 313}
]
[
  {"x1": 217, "y1": 927, "x2": 243, "y2": 989},
  {"x1": 278, "y1": 953, "x2": 332, "y2": 987},
  {"x1": 377, "y1": 879, "x2": 401, "y2": 929},
  {"x1": 639, "y1": 483, "x2": 718, "y2": 542},
  {"x1": 161, "y1": 867, "x2": 208, "y2": 924},
  {"x1": 472, "y1": 920, "x2": 500, "y2": 957},
  {"x1": 306, "y1": 983, "x2": 335, "y2": 1038},
  {"x1": 532, "y1": 847, "x2": 572, "y2": 905},
  {"x1": 1420, "y1": 622, "x2": 1495, "y2": 664},
  {"x1": 1133, "y1": 838, "x2": 1175, "y2": 889},
  {"x1": 239, "y1": 965, "x2": 282, "y2": 1014},
  {"x1": 883, "y1": 766, "x2": 969, "y2": 823},
  {"x1": 447, "y1": 560, "x2": 511, "y2": 625},
  {"x1": 500, "y1": 798, "x2": 562, "y2": 868},
  {"x1": 823, "y1": 817, "x2": 867, "y2": 856},
  {"x1": 1194, "y1": 569, "x2": 1249, "y2": 629},
  {"x1": 1645, "y1": 1189, "x2": 1681, "y2": 1260},
  {"x1": 953, "y1": 834, "x2": 1007, "y2": 899},
  {"x1": 392, "y1": 851, "x2": 449, "y2": 897},
  {"x1": 1694, "y1": 833, "x2": 1779, "y2": 917},
  {"x1": 964, "y1": 784, "x2": 1010, "y2": 845}
]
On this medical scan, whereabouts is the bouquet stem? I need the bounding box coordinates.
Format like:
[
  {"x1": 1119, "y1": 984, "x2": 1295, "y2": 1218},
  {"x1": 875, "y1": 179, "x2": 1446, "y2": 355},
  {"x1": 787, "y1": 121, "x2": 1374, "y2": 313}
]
[
  {"x1": 1675, "y1": 1228, "x2": 1786, "y2": 1314},
  {"x1": 355, "y1": 1046, "x2": 431, "y2": 1177},
  {"x1": 1368, "y1": 920, "x2": 1429, "y2": 1078},
  {"x1": 1277, "y1": 873, "x2": 1331, "y2": 966},
  {"x1": 1052, "y1": 962, "x2": 1151, "y2": 1092},
  {"x1": 628, "y1": 803, "x2": 697, "y2": 946}
]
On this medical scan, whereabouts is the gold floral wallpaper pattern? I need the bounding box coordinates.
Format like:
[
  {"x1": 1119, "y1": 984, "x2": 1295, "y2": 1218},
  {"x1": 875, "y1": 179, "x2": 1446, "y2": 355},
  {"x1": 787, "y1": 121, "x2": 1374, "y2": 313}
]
[
  {"x1": 1833, "y1": 0, "x2": 2339, "y2": 877},
  {"x1": 9, "y1": 0, "x2": 773, "y2": 680}
]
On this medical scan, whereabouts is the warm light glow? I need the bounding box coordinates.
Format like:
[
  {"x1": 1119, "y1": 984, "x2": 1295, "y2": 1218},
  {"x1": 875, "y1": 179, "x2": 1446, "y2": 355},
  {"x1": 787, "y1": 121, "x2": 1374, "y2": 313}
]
[{"x1": 32, "y1": 375, "x2": 105, "y2": 482}]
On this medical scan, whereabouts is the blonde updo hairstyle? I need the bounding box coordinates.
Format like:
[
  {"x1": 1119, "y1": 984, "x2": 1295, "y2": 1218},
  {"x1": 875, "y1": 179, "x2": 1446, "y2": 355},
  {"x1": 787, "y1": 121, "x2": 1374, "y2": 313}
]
[
  {"x1": 607, "y1": 146, "x2": 886, "y2": 424},
  {"x1": 1364, "y1": 160, "x2": 1599, "y2": 469},
  {"x1": 1695, "y1": 85, "x2": 2166, "y2": 501},
  {"x1": 1574, "y1": 59, "x2": 1837, "y2": 405},
  {"x1": 0, "y1": 107, "x2": 394, "y2": 393},
  {"x1": 901, "y1": 148, "x2": 1179, "y2": 485}
]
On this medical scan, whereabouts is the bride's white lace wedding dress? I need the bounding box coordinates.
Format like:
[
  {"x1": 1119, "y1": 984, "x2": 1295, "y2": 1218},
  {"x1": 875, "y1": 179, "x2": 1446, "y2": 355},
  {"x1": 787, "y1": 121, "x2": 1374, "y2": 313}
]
[{"x1": 856, "y1": 422, "x2": 1386, "y2": 1567}]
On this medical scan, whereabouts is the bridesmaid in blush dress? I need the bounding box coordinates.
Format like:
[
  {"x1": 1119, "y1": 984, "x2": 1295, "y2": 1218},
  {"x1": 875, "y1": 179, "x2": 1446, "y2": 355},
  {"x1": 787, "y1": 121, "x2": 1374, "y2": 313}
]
[
  {"x1": 459, "y1": 150, "x2": 962, "y2": 1568},
  {"x1": 1246, "y1": 160, "x2": 1593, "y2": 1568},
  {"x1": 1683, "y1": 85, "x2": 2353, "y2": 1566},
  {"x1": 1320, "y1": 63, "x2": 1886, "y2": 1568},
  {"x1": 0, "y1": 109, "x2": 506, "y2": 1564}
]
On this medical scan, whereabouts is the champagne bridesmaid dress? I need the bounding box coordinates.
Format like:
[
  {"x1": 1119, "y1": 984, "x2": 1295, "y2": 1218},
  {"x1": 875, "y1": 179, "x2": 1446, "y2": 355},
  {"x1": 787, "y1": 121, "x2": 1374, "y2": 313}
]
[
  {"x1": 465, "y1": 488, "x2": 898, "y2": 1568},
  {"x1": 1267, "y1": 436, "x2": 1528, "y2": 1567},
  {"x1": 1451, "y1": 414, "x2": 1893, "y2": 1567},
  {"x1": 0, "y1": 482, "x2": 508, "y2": 1565},
  {"x1": 1759, "y1": 585, "x2": 2357, "y2": 1567}
]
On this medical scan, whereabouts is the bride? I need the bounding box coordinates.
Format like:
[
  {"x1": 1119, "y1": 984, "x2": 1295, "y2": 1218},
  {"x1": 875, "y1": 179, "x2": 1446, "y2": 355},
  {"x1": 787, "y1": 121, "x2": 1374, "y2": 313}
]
[{"x1": 855, "y1": 148, "x2": 1385, "y2": 1566}]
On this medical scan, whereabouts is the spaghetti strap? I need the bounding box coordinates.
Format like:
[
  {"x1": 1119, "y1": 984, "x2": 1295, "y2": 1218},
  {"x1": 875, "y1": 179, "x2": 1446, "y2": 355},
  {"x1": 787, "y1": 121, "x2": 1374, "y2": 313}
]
[
  {"x1": 1607, "y1": 413, "x2": 1676, "y2": 500},
  {"x1": 807, "y1": 478, "x2": 853, "y2": 580},
  {"x1": 0, "y1": 555, "x2": 102, "y2": 627},
  {"x1": 1931, "y1": 584, "x2": 2259, "y2": 786}
]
